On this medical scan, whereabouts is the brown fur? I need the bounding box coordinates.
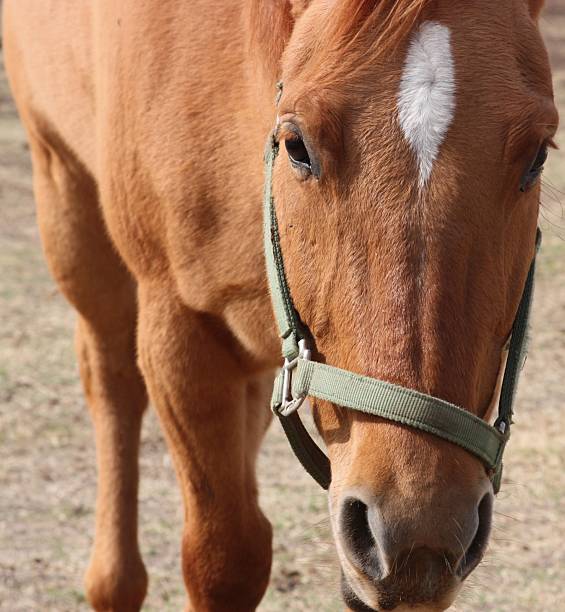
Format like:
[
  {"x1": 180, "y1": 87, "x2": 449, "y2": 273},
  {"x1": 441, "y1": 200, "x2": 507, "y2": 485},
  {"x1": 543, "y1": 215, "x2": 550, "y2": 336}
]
[{"x1": 2, "y1": 0, "x2": 557, "y2": 610}]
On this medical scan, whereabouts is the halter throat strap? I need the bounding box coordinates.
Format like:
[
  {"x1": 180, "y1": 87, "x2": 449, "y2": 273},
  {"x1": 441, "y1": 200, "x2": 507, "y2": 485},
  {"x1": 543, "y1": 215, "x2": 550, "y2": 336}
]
[{"x1": 264, "y1": 134, "x2": 540, "y2": 494}]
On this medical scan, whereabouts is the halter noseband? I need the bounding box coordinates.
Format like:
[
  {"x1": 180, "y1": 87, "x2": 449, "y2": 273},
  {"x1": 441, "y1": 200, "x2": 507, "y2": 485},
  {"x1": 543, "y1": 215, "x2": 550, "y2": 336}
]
[{"x1": 264, "y1": 96, "x2": 540, "y2": 495}]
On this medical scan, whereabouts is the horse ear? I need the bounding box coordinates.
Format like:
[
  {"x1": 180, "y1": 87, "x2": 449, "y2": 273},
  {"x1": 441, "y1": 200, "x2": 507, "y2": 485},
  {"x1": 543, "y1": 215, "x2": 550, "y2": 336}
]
[
  {"x1": 288, "y1": 0, "x2": 311, "y2": 19},
  {"x1": 247, "y1": 0, "x2": 313, "y2": 79},
  {"x1": 247, "y1": 1, "x2": 296, "y2": 79},
  {"x1": 528, "y1": 0, "x2": 545, "y2": 19}
]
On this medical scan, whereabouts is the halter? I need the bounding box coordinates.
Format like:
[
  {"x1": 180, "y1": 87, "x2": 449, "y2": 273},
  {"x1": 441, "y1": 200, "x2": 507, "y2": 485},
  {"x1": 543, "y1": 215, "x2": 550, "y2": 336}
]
[{"x1": 264, "y1": 107, "x2": 540, "y2": 495}]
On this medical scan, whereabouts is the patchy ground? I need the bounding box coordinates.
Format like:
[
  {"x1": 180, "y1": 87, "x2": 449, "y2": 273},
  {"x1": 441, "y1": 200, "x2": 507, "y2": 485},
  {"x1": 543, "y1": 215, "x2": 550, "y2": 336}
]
[{"x1": 1, "y1": 4, "x2": 564, "y2": 612}]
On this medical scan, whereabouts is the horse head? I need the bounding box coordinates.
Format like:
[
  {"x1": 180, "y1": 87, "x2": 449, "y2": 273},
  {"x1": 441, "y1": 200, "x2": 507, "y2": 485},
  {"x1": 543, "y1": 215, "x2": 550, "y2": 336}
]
[{"x1": 268, "y1": 1, "x2": 556, "y2": 609}]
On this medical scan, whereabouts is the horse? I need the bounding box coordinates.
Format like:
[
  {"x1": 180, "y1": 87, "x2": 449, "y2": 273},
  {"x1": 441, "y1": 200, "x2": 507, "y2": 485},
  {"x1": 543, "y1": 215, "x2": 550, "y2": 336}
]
[{"x1": 3, "y1": 0, "x2": 557, "y2": 610}]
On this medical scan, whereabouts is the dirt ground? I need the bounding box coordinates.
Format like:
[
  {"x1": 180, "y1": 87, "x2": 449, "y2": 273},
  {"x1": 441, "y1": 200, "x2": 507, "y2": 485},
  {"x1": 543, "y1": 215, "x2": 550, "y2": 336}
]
[{"x1": 1, "y1": 4, "x2": 564, "y2": 612}]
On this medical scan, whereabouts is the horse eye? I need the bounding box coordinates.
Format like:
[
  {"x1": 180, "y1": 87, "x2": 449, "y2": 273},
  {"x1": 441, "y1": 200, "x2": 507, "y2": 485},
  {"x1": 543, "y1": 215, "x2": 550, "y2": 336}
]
[
  {"x1": 520, "y1": 143, "x2": 548, "y2": 192},
  {"x1": 285, "y1": 134, "x2": 311, "y2": 171}
]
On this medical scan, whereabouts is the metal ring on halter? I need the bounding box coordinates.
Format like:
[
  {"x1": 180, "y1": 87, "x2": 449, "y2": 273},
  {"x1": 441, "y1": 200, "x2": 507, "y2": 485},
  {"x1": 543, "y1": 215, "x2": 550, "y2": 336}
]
[
  {"x1": 494, "y1": 416, "x2": 510, "y2": 435},
  {"x1": 278, "y1": 339, "x2": 311, "y2": 417}
]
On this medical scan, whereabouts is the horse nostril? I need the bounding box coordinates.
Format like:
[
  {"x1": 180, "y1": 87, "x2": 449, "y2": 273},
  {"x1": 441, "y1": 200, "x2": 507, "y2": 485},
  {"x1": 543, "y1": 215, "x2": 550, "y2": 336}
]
[
  {"x1": 339, "y1": 491, "x2": 493, "y2": 590},
  {"x1": 458, "y1": 492, "x2": 493, "y2": 579},
  {"x1": 340, "y1": 497, "x2": 383, "y2": 581}
]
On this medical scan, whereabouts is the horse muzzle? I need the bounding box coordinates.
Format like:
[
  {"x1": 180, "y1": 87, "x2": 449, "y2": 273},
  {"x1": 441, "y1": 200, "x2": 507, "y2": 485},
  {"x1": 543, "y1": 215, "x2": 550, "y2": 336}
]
[{"x1": 333, "y1": 485, "x2": 494, "y2": 612}]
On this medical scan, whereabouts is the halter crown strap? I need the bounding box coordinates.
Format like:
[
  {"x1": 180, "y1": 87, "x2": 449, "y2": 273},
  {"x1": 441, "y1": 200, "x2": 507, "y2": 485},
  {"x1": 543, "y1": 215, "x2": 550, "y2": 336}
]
[{"x1": 264, "y1": 127, "x2": 540, "y2": 495}]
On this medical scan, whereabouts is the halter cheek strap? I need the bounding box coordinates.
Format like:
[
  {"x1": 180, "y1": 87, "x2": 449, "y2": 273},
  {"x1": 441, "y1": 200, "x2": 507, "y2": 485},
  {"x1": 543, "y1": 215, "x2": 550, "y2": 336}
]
[{"x1": 264, "y1": 133, "x2": 540, "y2": 495}]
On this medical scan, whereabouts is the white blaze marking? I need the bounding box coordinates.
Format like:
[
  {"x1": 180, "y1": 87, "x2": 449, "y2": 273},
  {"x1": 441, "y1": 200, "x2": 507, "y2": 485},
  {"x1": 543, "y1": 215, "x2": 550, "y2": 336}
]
[{"x1": 397, "y1": 21, "x2": 456, "y2": 189}]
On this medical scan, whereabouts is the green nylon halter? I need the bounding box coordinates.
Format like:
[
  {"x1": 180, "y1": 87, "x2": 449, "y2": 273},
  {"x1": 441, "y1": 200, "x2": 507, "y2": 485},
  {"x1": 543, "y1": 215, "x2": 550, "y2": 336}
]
[{"x1": 264, "y1": 132, "x2": 540, "y2": 495}]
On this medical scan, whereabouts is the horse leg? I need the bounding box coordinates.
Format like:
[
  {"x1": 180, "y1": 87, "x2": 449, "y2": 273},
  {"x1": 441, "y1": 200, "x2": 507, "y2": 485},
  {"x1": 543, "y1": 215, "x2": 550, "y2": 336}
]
[
  {"x1": 77, "y1": 316, "x2": 148, "y2": 612},
  {"x1": 137, "y1": 283, "x2": 273, "y2": 612},
  {"x1": 28, "y1": 135, "x2": 149, "y2": 611}
]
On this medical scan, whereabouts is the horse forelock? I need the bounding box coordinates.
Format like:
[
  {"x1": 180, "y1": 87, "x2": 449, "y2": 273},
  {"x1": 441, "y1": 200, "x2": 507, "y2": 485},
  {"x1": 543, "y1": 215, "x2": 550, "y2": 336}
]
[
  {"x1": 320, "y1": 0, "x2": 432, "y2": 57},
  {"x1": 248, "y1": 0, "x2": 431, "y2": 84},
  {"x1": 273, "y1": 0, "x2": 433, "y2": 109}
]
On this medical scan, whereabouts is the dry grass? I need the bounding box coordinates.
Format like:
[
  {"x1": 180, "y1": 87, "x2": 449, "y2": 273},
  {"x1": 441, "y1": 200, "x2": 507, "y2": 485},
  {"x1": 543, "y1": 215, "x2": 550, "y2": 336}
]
[{"x1": 1, "y1": 4, "x2": 564, "y2": 611}]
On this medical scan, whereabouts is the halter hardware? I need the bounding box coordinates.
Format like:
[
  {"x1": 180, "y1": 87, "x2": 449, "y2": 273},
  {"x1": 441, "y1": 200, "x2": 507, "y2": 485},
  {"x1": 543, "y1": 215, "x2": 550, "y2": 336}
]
[
  {"x1": 263, "y1": 85, "x2": 540, "y2": 495},
  {"x1": 279, "y1": 339, "x2": 312, "y2": 417}
]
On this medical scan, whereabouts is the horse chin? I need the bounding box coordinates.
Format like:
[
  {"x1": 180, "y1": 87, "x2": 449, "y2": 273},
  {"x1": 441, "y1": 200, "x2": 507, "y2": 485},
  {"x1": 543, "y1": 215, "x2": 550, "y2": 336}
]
[{"x1": 340, "y1": 571, "x2": 460, "y2": 612}]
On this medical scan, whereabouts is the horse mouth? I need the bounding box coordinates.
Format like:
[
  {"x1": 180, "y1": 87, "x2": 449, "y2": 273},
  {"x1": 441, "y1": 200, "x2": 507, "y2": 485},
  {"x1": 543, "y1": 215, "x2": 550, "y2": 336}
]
[{"x1": 340, "y1": 569, "x2": 459, "y2": 612}]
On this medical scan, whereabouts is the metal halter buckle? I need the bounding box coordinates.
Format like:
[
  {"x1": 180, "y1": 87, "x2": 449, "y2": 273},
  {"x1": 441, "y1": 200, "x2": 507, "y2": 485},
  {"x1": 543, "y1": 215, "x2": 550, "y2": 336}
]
[
  {"x1": 279, "y1": 339, "x2": 311, "y2": 417},
  {"x1": 494, "y1": 416, "x2": 510, "y2": 435}
]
